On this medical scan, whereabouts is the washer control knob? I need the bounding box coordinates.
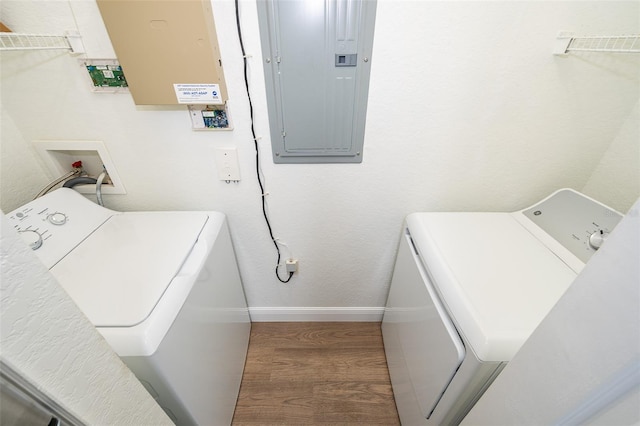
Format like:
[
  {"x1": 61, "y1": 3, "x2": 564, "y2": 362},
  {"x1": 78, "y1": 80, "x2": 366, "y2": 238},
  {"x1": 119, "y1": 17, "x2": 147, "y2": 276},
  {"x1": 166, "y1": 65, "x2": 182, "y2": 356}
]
[
  {"x1": 47, "y1": 212, "x2": 67, "y2": 226},
  {"x1": 589, "y1": 230, "x2": 607, "y2": 250},
  {"x1": 19, "y1": 230, "x2": 43, "y2": 250}
]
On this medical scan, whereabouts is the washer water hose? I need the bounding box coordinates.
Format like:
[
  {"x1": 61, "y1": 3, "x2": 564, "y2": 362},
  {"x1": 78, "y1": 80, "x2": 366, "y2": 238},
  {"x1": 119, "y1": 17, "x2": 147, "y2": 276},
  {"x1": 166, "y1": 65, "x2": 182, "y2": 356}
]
[
  {"x1": 34, "y1": 161, "x2": 108, "y2": 207},
  {"x1": 62, "y1": 177, "x2": 97, "y2": 188},
  {"x1": 34, "y1": 169, "x2": 82, "y2": 199},
  {"x1": 62, "y1": 170, "x2": 107, "y2": 207},
  {"x1": 95, "y1": 170, "x2": 107, "y2": 207}
]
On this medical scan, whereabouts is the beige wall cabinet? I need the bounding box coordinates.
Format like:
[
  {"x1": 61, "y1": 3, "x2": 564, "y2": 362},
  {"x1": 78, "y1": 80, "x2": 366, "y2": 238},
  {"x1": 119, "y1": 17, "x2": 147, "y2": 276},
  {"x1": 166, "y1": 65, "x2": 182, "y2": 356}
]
[{"x1": 97, "y1": 0, "x2": 228, "y2": 106}]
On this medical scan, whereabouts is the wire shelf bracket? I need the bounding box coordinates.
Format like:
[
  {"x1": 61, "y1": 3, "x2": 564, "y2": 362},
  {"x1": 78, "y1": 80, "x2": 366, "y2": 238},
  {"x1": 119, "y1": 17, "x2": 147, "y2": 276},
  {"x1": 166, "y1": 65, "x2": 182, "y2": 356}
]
[
  {"x1": 554, "y1": 31, "x2": 640, "y2": 56},
  {"x1": 0, "y1": 31, "x2": 84, "y2": 54}
]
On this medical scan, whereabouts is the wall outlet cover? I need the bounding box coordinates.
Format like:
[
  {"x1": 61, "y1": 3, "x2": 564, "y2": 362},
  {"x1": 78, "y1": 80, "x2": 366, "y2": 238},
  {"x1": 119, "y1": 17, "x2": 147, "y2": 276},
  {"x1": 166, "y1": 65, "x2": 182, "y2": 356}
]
[{"x1": 214, "y1": 148, "x2": 240, "y2": 181}]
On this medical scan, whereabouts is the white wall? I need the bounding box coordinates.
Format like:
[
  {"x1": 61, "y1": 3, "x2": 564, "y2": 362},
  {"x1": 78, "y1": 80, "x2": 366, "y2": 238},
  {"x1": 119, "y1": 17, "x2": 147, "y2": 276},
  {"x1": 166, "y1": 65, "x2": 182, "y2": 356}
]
[
  {"x1": 0, "y1": 215, "x2": 172, "y2": 425},
  {"x1": 1, "y1": 0, "x2": 638, "y2": 315},
  {"x1": 583, "y1": 100, "x2": 640, "y2": 213},
  {"x1": 462, "y1": 199, "x2": 640, "y2": 425}
]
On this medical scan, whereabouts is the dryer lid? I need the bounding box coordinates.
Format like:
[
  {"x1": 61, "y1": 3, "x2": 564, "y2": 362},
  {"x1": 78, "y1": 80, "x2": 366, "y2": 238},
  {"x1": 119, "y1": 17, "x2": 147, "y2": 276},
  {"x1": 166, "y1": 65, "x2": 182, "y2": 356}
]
[
  {"x1": 51, "y1": 212, "x2": 208, "y2": 327},
  {"x1": 406, "y1": 212, "x2": 577, "y2": 362}
]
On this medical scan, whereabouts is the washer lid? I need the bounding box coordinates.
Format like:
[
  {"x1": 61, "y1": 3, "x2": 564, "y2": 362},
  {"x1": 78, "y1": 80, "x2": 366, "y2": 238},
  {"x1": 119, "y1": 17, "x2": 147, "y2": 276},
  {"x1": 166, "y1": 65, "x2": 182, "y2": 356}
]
[
  {"x1": 51, "y1": 212, "x2": 208, "y2": 327},
  {"x1": 406, "y1": 212, "x2": 578, "y2": 362}
]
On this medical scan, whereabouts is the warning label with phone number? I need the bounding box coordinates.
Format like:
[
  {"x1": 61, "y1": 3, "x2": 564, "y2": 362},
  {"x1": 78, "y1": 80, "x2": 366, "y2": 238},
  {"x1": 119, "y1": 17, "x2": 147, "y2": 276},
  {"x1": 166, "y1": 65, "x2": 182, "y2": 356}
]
[{"x1": 173, "y1": 84, "x2": 223, "y2": 104}]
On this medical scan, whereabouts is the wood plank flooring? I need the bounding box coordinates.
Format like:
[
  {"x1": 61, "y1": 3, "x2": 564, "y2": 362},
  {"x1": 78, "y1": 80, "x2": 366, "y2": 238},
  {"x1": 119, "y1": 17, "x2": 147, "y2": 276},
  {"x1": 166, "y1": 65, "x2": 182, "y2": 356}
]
[{"x1": 232, "y1": 322, "x2": 400, "y2": 425}]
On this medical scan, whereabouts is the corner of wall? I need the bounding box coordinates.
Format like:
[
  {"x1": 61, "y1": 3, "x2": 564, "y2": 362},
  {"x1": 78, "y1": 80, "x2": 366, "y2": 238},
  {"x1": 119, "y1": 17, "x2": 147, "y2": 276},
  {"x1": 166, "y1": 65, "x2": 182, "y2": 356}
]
[{"x1": 582, "y1": 100, "x2": 640, "y2": 213}]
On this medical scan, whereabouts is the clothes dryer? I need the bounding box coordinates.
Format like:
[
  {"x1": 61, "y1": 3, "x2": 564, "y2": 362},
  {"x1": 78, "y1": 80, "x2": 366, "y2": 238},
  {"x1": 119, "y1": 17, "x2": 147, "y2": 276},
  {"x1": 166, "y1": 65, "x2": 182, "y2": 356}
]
[{"x1": 382, "y1": 189, "x2": 622, "y2": 425}]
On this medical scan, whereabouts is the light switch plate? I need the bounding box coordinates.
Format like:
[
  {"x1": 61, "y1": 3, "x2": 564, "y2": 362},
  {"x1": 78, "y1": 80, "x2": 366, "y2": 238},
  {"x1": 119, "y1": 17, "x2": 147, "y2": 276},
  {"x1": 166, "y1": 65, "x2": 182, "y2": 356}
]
[{"x1": 214, "y1": 148, "x2": 240, "y2": 181}]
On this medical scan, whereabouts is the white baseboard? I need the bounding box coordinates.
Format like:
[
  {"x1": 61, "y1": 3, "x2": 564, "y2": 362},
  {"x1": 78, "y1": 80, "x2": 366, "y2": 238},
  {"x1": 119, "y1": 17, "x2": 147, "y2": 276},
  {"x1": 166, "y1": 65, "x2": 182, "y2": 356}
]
[{"x1": 248, "y1": 307, "x2": 385, "y2": 322}]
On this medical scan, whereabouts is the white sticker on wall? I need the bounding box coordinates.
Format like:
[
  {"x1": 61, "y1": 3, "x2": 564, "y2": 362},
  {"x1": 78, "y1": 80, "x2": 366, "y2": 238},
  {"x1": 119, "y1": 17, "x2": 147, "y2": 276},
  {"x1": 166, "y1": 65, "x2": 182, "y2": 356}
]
[{"x1": 173, "y1": 84, "x2": 223, "y2": 104}]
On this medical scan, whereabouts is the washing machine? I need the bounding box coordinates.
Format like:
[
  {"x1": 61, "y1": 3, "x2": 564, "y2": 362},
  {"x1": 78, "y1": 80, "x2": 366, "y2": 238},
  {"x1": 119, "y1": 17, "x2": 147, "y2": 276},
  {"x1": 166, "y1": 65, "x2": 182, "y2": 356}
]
[
  {"x1": 382, "y1": 188, "x2": 623, "y2": 425},
  {"x1": 7, "y1": 188, "x2": 251, "y2": 426}
]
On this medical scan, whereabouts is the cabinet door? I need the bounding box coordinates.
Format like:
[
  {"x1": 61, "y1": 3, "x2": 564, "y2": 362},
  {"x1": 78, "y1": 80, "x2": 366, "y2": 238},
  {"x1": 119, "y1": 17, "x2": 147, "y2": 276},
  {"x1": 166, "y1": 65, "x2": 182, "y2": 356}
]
[
  {"x1": 257, "y1": 0, "x2": 376, "y2": 163},
  {"x1": 97, "y1": 0, "x2": 227, "y2": 105},
  {"x1": 383, "y1": 231, "x2": 466, "y2": 421}
]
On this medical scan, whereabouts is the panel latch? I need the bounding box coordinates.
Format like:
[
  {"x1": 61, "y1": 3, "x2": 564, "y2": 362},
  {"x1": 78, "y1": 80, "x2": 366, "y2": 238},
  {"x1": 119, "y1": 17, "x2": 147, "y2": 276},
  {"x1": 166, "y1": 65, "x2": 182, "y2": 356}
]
[{"x1": 335, "y1": 53, "x2": 357, "y2": 67}]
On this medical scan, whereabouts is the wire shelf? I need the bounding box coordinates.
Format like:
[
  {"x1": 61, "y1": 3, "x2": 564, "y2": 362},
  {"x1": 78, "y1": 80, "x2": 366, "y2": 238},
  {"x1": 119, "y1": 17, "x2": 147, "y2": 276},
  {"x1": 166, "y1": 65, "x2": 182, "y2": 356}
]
[
  {"x1": 555, "y1": 33, "x2": 640, "y2": 55},
  {"x1": 567, "y1": 35, "x2": 640, "y2": 53},
  {"x1": 0, "y1": 33, "x2": 72, "y2": 51}
]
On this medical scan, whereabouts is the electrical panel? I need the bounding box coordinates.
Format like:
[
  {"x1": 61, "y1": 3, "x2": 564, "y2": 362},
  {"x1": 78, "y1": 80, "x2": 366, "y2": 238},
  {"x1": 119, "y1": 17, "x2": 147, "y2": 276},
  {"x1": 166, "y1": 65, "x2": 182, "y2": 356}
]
[
  {"x1": 96, "y1": 0, "x2": 227, "y2": 105},
  {"x1": 257, "y1": 0, "x2": 377, "y2": 163}
]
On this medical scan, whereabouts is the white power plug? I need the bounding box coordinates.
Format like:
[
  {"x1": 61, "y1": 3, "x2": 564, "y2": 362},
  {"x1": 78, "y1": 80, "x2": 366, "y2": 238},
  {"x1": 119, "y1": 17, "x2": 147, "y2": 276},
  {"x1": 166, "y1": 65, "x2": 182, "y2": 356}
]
[{"x1": 285, "y1": 259, "x2": 298, "y2": 273}]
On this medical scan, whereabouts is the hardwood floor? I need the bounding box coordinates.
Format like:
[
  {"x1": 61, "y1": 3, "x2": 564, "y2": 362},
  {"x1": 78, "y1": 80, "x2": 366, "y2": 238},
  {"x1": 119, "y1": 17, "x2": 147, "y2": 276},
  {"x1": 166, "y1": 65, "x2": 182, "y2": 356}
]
[{"x1": 232, "y1": 322, "x2": 400, "y2": 425}]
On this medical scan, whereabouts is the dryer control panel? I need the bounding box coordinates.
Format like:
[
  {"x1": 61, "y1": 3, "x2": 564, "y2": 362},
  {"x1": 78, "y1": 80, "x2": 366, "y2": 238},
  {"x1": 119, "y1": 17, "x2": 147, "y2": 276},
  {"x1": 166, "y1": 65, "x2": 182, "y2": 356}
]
[
  {"x1": 6, "y1": 189, "x2": 115, "y2": 269},
  {"x1": 521, "y1": 189, "x2": 622, "y2": 264}
]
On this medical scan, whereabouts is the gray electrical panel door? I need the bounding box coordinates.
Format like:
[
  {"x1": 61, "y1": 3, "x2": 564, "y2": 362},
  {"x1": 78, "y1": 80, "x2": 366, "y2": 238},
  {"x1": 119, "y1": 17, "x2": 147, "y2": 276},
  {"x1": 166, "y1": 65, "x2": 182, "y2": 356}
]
[{"x1": 257, "y1": 0, "x2": 377, "y2": 163}]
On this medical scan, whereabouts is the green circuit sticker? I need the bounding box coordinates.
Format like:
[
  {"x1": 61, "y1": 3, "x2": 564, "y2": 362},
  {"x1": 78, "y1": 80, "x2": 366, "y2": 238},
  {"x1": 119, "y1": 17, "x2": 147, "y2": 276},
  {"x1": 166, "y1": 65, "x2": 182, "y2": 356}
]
[{"x1": 86, "y1": 64, "x2": 128, "y2": 88}]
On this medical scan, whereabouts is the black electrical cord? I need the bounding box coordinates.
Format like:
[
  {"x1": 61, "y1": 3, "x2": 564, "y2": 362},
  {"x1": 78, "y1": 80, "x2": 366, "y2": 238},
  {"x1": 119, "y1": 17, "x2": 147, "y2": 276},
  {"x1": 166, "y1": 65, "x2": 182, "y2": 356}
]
[{"x1": 235, "y1": 0, "x2": 293, "y2": 283}]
